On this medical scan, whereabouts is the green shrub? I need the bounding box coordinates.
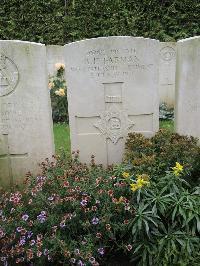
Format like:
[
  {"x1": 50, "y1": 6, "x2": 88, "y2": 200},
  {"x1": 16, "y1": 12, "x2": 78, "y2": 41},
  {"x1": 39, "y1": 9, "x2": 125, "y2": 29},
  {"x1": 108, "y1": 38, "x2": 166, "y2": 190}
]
[
  {"x1": 1, "y1": 1, "x2": 200, "y2": 44},
  {"x1": 49, "y1": 64, "x2": 68, "y2": 123},
  {"x1": 124, "y1": 129, "x2": 200, "y2": 185},
  {"x1": 0, "y1": 150, "x2": 199, "y2": 265}
]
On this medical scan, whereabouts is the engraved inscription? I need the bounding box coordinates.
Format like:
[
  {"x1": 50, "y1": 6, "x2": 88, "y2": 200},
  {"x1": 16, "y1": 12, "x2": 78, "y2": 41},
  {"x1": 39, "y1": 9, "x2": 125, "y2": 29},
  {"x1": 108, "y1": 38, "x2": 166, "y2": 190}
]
[
  {"x1": 70, "y1": 47, "x2": 154, "y2": 78},
  {"x1": 160, "y1": 46, "x2": 176, "y2": 61},
  {"x1": 0, "y1": 54, "x2": 19, "y2": 97},
  {"x1": 0, "y1": 101, "x2": 40, "y2": 134}
]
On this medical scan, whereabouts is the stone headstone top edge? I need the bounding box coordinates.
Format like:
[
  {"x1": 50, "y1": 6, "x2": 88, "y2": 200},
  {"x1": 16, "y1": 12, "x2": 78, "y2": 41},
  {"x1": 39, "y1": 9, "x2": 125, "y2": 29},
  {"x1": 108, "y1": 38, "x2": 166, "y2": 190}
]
[
  {"x1": 64, "y1": 36, "x2": 160, "y2": 47},
  {"x1": 0, "y1": 40, "x2": 45, "y2": 46},
  {"x1": 178, "y1": 36, "x2": 200, "y2": 43}
]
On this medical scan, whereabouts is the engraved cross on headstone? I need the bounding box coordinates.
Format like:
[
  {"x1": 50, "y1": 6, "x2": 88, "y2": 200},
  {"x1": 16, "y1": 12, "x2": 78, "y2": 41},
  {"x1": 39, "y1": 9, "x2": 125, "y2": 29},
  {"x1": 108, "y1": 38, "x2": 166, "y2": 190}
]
[
  {"x1": 75, "y1": 82, "x2": 135, "y2": 165},
  {"x1": 74, "y1": 81, "x2": 154, "y2": 165},
  {"x1": 0, "y1": 134, "x2": 28, "y2": 185}
]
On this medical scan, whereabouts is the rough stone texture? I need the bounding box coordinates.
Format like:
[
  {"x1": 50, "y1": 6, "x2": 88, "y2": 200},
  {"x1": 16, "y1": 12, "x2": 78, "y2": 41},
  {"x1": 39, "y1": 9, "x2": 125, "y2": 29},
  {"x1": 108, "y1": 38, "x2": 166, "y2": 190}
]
[
  {"x1": 159, "y1": 42, "x2": 176, "y2": 107},
  {"x1": 64, "y1": 37, "x2": 159, "y2": 165},
  {"x1": 46, "y1": 45, "x2": 64, "y2": 76},
  {"x1": 0, "y1": 40, "x2": 55, "y2": 187},
  {"x1": 175, "y1": 36, "x2": 200, "y2": 140}
]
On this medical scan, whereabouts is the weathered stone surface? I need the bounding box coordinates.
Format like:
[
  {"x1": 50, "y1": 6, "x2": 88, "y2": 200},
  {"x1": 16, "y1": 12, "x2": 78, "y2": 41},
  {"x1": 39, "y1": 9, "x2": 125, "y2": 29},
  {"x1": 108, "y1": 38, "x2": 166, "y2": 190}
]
[
  {"x1": 64, "y1": 37, "x2": 159, "y2": 165},
  {"x1": 0, "y1": 40, "x2": 54, "y2": 186},
  {"x1": 175, "y1": 36, "x2": 200, "y2": 140},
  {"x1": 46, "y1": 45, "x2": 64, "y2": 76},
  {"x1": 159, "y1": 42, "x2": 176, "y2": 107}
]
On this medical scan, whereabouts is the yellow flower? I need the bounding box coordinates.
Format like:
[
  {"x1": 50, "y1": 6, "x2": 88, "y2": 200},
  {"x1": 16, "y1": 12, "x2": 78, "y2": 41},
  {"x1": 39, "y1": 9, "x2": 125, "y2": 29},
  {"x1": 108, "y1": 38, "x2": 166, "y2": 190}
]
[
  {"x1": 172, "y1": 162, "x2": 183, "y2": 176},
  {"x1": 59, "y1": 88, "x2": 65, "y2": 96},
  {"x1": 130, "y1": 183, "x2": 138, "y2": 192},
  {"x1": 137, "y1": 178, "x2": 149, "y2": 188},
  {"x1": 122, "y1": 172, "x2": 130, "y2": 178},
  {"x1": 55, "y1": 63, "x2": 65, "y2": 70},
  {"x1": 136, "y1": 174, "x2": 150, "y2": 182},
  {"x1": 55, "y1": 88, "x2": 65, "y2": 97},
  {"x1": 130, "y1": 174, "x2": 150, "y2": 192}
]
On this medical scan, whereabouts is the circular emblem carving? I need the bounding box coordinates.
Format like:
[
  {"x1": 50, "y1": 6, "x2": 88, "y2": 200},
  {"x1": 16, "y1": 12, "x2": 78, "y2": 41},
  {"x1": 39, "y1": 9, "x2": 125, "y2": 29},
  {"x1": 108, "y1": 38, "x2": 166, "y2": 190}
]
[
  {"x1": 0, "y1": 54, "x2": 19, "y2": 97},
  {"x1": 160, "y1": 46, "x2": 176, "y2": 61}
]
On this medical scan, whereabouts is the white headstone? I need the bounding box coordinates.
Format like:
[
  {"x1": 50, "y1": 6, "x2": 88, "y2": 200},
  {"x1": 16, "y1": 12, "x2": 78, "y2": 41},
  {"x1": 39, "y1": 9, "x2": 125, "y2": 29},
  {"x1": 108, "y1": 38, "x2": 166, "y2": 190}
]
[
  {"x1": 159, "y1": 42, "x2": 176, "y2": 107},
  {"x1": 46, "y1": 45, "x2": 64, "y2": 76},
  {"x1": 64, "y1": 37, "x2": 159, "y2": 165},
  {"x1": 175, "y1": 36, "x2": 200, "y2": 139},
  {"x1": 0, "y1": 40, "x2": 54, "y2": 187}
]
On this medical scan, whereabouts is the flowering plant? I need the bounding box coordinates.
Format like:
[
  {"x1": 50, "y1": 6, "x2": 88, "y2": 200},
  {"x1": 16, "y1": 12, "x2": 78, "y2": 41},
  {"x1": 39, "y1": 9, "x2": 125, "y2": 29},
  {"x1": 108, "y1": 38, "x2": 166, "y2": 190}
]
[
  {"x1": 0, "y1": 152, "x2": 199, "y2": 265},
  {"x1": 49, "y1": 63, "x2": 68, "y2": 122}
]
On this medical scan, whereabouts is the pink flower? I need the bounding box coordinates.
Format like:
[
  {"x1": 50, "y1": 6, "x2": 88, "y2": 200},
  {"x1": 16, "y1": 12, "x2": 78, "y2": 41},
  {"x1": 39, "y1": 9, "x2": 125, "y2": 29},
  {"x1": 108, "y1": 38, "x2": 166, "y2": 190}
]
[
  {"x1": 63, "y1": 181, "x2": 70, "y2": 188},
  {"x1": 0, "y1": 228, "x2": 5, "y2": 238},
  {"x1": 126, "y1": 244, "x2": 132, "y2": 251}
]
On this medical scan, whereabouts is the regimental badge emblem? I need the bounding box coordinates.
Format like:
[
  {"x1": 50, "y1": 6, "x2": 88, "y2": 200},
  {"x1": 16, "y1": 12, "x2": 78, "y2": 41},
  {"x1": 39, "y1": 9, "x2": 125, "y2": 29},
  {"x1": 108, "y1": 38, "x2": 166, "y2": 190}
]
[
  {"x1": 94, "y1": 106, "x2": 134, "y2": 144},
  {"x1": 0, "y1": 53, "x2": 19, "y2": 97},
  {"x1": 160, "y1": 46, "x2": 176, "y2": 61}
]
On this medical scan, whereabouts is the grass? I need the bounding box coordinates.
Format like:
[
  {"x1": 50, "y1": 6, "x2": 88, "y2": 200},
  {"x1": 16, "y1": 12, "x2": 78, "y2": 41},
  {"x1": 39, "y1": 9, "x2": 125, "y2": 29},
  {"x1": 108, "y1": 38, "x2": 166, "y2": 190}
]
[
  {"x1": 159, "y1": 120, "x2": 174, "y2": 133},
  {"x1": 53, "y1": 120, "x2": 174, "y2": 154},
  {"x1": 53, "y1": 123, "x2": 70, "y2": 154}
]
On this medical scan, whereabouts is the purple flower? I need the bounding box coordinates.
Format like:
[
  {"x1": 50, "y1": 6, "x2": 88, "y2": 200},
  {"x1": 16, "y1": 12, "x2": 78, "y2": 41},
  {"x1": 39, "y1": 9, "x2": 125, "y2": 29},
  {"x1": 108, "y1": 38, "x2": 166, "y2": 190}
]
[
  {"x1": 60, "y1": 221, "x2": 66, "y2": 228},
  {"x1": 22, "y1": 214, "x2": 29, "y2": 221},
  {"x1": 80, "y1": 199, "x2": 87, "y2": 207},
  {"x1": 97, "y1": 247, "x2": 105, "y2": 256},
  {"x1": 48, "y1": 196, "x2": 54, "y2": 201},
  {"x1": 91, "y1": 217, "x2": 99, "y2": 225},
  {"x1": 19, "y1": 236, "x2": 26, "y2": 246},
  {"x1": 77, "y1": 260, "x2": 85, "y2": 266},
  {"x1": 37, "y1": 211, "x2": 47, "y2": 223},
  {"x1": 43, "y1": 249, "x2": 49, "y2": 256},
  {"x1": 16, "y1": 227, "x2": 23, "y2": 233},
  {"x1": 27, "y1": 231, "x2": 33, "y2": 239},
  {"x1": 37, "y1": 176, "x2": 46, "y2": 182},
  {"x1": 0, "y1": 257, "x2": 8, "y2": 266},
  {"x1": 30, "y1": 239, "x2": 35, "y2": 246}
]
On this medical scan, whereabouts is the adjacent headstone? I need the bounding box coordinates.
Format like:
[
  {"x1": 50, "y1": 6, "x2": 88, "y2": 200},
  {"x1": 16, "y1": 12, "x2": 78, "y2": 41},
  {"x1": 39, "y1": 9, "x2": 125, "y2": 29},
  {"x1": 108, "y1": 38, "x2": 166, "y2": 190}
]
[
  {"x1": 0, "y1": 40, "x2": 55, "y2": 187},
  {"x1": 175, "y1": 36, "x2": 200, "y2": 140},
  {"x1": 159, "y1": 42, "x2": 176, "y2": 107},
  {"x1": 46, "y1": 45, "x2": 64, "y2": 76},
  {"x1": 64, "y1": 37, "x2": 159, "y2": 165}
]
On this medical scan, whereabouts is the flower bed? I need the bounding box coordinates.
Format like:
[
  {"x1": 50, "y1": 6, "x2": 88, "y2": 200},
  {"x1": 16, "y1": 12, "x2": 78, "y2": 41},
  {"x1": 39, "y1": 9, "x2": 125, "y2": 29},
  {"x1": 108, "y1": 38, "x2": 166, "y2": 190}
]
[{"x1": 0, "y1": 132, "x2": 200, "y2": 265}]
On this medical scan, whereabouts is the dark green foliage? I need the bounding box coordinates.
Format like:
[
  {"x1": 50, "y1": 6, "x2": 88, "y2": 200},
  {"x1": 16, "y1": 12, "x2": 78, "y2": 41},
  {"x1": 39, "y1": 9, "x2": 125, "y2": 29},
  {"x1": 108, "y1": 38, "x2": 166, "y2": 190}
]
[
  {"x1": 0, "y1": 0, "x2": 65, "y2": 44},
  {"x1": 49, "y1": 66, "x2": 68, "y2": 123},
  {"x1": 125, "y1": 129, "x2": 200, "y2": 184},
  {"x1": 0, "y1": 0, "x2": 200, "y2": 44}
]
